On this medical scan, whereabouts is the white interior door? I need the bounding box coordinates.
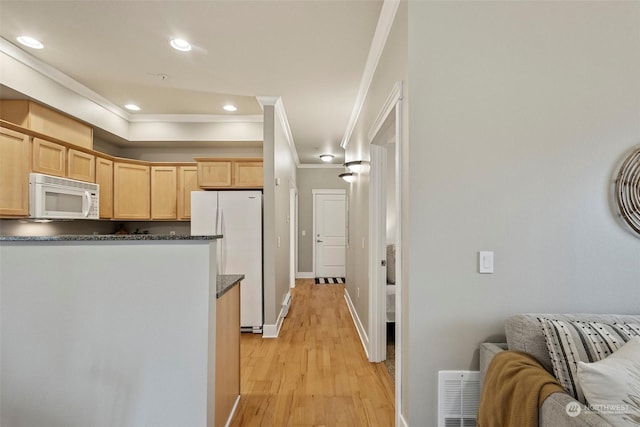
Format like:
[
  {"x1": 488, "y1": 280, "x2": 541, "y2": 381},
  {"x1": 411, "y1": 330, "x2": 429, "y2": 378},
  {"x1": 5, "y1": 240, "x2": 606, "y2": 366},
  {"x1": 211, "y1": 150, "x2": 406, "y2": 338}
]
[{"x1": 314, "y1": 192, "x2": 346, "y2": 278}]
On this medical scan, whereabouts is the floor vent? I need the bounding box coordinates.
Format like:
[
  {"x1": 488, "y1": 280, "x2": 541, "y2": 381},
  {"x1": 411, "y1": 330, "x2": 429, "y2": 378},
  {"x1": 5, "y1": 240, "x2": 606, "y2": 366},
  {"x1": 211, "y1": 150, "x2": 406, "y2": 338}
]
[{"x1": 438, "y1": 370, "x2": 480, "y2": 427}]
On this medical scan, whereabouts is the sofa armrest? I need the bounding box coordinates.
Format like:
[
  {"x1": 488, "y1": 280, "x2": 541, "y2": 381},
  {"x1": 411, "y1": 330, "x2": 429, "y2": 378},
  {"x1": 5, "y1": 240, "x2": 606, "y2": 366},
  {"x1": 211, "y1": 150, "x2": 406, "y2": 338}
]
[
  {"x1": 541, "y1": 392, "x2": 612, "y2": 426},
  {"x1": 479, "y1": 342, "x2": 508, "y2": 387}
]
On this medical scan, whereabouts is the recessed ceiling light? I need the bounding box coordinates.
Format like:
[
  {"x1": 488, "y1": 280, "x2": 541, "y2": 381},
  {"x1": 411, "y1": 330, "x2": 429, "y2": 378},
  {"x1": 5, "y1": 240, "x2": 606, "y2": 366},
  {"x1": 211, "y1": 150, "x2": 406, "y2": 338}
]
[
  {"x1": 223, "y1": 104, "x2": 237, "y2": 112},
  {"x1": 124, "y1": 104, "x2": 141, "y2": 111},
  {"x1": 319, "y1": 154, "x2": 334, "y2": 162},
  {"x1": 170, "y1": 38, "x2": 191, "y2": 52},
  {"x1": 17, "y1": 36, "x2": 43, "y2": 49}
]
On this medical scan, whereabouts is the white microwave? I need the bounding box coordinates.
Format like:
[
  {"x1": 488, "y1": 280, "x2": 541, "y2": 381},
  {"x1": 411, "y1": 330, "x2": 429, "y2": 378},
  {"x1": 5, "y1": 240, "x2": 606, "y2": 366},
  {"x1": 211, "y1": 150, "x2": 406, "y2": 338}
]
[{"x1": 29, "y1": 173, "x2": 99, "y2": 220}]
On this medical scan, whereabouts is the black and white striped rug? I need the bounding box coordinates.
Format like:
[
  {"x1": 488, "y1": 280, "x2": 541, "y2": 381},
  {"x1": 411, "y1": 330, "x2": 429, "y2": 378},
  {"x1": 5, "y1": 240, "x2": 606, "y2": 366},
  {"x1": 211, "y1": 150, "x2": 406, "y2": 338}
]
[{"x1": 315, "y1": 277, "x2": 346, "y2": 284}]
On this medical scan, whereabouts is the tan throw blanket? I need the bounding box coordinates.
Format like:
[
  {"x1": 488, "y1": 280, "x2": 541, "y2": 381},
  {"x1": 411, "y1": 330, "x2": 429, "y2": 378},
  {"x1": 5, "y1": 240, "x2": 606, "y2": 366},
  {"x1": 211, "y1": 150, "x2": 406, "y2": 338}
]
[{"x1": 478, "y1": 350, "x2": 564, "y2": 427}]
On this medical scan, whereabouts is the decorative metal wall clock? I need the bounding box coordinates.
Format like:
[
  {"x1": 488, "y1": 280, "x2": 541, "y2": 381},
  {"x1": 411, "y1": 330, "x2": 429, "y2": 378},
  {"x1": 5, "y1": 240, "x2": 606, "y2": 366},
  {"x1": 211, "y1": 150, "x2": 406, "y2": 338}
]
[{"x1": 614, "y1": 145, "x2": 640, "y2": 237}]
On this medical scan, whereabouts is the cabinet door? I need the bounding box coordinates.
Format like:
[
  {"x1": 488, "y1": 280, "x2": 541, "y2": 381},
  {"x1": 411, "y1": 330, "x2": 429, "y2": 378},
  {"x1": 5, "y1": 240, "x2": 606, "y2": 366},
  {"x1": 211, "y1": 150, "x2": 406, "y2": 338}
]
[
  {"x1": 0, "y1": 127, "x2": 30, "y2": 216},
  {"x1": 233, "y1": 160, "x2": 263, "y2": 188},
  {"x1": 67, "y1": 149, "x2": 95, "y2": 182},
  {"x1": 198, "y1": 161, "x2": 232, "y2": 188},
  {"x1": 113, "y1": 162, "x2": 150, "y2": 219},
  {"x1": 151, "y1": 166, "x2": 177, "y2": 220},
  {"x1": 177, "y1": 166, "x2": 199, "y2": 220},
  {"x1": 96, "y1": 157, "x2": 113, "y2": 219},
  {"x1": 33, "y1": 137, "x2": 66, "y2": 177}
]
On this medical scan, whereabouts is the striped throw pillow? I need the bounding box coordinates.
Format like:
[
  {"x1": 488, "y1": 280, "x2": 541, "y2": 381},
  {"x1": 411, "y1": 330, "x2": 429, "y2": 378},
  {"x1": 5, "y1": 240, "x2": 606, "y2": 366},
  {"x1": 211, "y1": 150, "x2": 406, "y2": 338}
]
[{"x1": 538, "y1": 318, "x2": 640, "y2": 404}]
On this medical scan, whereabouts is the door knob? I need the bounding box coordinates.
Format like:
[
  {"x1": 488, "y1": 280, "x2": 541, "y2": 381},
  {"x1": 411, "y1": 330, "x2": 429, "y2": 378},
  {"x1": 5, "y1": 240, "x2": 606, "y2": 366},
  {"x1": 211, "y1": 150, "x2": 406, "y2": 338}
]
[{"x1": 316, "y1": 239, "x2": 323, "y2": 243}]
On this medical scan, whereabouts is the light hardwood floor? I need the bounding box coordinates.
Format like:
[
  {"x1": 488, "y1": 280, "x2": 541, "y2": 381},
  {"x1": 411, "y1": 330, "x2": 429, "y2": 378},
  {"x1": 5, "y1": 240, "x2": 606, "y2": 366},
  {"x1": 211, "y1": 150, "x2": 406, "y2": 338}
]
[{"x1": 230, "y1": 279, "x2": 395, "y2": 427}]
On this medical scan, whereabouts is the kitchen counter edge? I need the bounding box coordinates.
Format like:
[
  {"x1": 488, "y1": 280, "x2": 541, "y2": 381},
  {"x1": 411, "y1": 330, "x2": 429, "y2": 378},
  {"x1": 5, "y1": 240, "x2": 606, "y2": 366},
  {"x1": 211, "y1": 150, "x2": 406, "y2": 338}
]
[{"x1": 217, "y1": 274, "x2": 245, "y2": 298}]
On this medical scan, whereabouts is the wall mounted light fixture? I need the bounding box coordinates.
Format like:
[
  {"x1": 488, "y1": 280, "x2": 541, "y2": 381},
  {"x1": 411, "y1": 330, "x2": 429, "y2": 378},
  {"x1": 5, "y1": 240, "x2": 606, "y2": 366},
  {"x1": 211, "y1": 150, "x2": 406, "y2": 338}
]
[
  {"x1": 344, "y1": 160, "x2": 369, "y2": 174},
  {"x1": 319, "y1": 154, "x2": 334, "y2": 162},
  {"x1": 339, "y1": 172, "x2": 356, "y2": 183}
]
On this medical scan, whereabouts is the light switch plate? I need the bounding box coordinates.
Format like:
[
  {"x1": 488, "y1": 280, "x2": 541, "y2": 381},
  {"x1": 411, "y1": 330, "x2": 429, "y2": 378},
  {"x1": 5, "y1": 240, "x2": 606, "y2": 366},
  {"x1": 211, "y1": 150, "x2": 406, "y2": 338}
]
[{"x1": 479, "y1": 251, "x2": 494, "y2": 274}]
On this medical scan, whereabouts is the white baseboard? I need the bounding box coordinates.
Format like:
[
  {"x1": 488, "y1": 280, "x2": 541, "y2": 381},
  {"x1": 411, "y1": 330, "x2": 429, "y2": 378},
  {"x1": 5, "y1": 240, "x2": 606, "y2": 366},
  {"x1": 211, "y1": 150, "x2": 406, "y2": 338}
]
[
  {"x1": 343, "y1": 289, "x2": 369, "y2": 359},
  {"x1": 224, "y1": 395, "x2": 241, "y2": 427},
  {"x1": 263, "y1": 292, "x2": 292, "y2": 339},
  {"x1": 262, "y1": 323, "x2": 279, "y2": 338},
  {"x1": 399, "y1": 413, "x2": 409, "y2": 427},
  {"x1": 296, "y1": 272, "x2": 314, "y2": 279}
]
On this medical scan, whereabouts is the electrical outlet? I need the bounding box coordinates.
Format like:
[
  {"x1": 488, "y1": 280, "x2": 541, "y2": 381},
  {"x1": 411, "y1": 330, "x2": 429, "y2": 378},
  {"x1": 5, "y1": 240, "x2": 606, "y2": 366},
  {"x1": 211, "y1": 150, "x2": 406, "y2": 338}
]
[{"x1": 357, "y1": 287, "x2": 360, "y2": 298}]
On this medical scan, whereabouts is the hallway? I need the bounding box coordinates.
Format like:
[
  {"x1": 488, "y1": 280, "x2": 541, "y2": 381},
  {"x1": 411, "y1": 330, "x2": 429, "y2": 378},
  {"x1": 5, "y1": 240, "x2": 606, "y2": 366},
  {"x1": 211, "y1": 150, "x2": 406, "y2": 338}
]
[{"x1": 230, "y1": 279, "x2": 395, "y2": 426}]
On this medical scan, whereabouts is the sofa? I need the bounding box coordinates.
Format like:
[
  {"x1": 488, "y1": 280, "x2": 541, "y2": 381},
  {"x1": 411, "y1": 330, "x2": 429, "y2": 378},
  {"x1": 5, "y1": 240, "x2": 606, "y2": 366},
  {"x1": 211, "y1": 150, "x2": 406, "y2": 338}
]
[{"x1": 479, "y1": 313, "x2": 640, "y2": 426}]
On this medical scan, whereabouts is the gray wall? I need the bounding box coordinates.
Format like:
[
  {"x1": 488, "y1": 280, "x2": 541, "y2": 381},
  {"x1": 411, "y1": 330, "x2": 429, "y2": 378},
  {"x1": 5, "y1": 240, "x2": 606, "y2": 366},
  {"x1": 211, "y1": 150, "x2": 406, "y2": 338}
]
[
  {"x1": 296, "y1": 167, "x2": 347, "y2": 274},
  {"x1": 262, "y1": 102, "x2": 297, "y2": 329},
  {"x1": 407, "y1": 2, "x2": 640, "y2": 425},
  {"x1": 344, "y1": 0, "x2": 408, "y2": 365}
]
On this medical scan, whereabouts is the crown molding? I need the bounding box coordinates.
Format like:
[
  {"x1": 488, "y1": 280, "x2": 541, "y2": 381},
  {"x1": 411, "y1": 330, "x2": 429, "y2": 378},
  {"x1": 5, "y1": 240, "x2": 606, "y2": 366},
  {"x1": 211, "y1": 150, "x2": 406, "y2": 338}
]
[
  {"x1": 257, "y1": 96, "x2": 301, "y2": 167},
  {"x1": 341, "y1": 0, "x2": 400, "y2": 149},
  {"x1": 0, "y1": 37, "x2": 130, "y2": 120}
]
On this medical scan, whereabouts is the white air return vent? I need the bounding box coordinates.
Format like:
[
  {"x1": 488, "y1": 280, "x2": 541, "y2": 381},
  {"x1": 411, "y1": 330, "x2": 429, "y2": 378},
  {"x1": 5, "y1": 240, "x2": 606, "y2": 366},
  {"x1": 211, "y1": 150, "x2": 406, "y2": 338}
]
[{"x1": 438, "y1": 370, "x2": 480, "y2": 427}]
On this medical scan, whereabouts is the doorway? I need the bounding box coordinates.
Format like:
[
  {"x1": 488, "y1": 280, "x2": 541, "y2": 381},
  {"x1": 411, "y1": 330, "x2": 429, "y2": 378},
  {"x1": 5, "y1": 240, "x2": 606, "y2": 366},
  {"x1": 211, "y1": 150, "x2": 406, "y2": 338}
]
[
  {"x1": 312, "y1": 190, "x2": 347, "y2": 280},
  {"x1": 368, "y1": 81, "x2": 403, "y2": 423}
]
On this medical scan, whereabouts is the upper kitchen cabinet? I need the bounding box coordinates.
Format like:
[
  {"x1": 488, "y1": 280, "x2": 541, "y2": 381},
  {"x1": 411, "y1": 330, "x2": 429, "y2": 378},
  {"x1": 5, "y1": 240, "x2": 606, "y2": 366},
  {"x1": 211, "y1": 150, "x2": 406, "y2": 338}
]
[
  {"x1": 67, "y1": 149, "x2": 95, "y2": 182},
  {"x1": 195, "y1": 158, "x2": 263, "y2": 189},
  {"x1": 0, "y1": 100, "x2": 93, "y2": 149},
  {"x1": 196, "y1": 159, "x2": 232, "y2": 188},
  {"x1": 32, "y1": 138, "x2": 66, "y2": 177},
  {"x1": 177, "y1": 165, "x2": 199, "y2": 220},
  {"x1": 96, "y1": 156, "x2": 113, "y2": 219},
  {"x1": 113, "y1": 160, "x2": 150, "y2": 220},
  {"x1": 0, "y1": 126, "x2": 30, "y2": 216},
  {"x1": 233, "y1": 160, "x2": 264, "y2": 188},
  {"x1": 150, "y1": 165, "x2": 177, "y2": 220}
]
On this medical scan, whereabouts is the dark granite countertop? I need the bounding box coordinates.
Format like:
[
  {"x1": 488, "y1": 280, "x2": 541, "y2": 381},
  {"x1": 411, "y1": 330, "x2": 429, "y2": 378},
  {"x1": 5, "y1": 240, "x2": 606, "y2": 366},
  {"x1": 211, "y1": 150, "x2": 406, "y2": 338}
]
[
  {"x1": 0, "y1": 234, "x2": 222, "y2": 242},
  {"x1": 217, "y1": 274, "x2": 244, "y2": 298}
]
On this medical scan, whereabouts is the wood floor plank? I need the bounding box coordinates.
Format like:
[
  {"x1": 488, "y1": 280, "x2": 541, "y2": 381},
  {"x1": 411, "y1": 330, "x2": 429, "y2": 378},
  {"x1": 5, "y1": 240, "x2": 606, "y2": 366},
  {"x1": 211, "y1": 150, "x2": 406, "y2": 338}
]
[{"x1": 229, "y1": 279, "x2": 394, "y2": 427}]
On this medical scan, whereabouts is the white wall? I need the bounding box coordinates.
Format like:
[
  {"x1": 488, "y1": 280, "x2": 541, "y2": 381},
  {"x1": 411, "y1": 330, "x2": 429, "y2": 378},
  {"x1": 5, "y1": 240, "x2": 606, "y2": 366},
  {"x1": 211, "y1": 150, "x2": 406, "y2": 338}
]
[
  {"x1": 407, "y1": 2, "x2": 640, "y2": 424},
  {"x1": 0, "y1": 239, "x2": 217, "y2": 427}
]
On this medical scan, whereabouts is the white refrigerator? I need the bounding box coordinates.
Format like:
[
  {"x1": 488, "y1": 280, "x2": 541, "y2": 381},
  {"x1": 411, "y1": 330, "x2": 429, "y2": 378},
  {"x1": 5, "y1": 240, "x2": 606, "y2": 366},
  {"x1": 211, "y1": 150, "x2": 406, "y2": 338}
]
[{"x1": 191, "y1": 191, "x2": 263, "y2": 332}]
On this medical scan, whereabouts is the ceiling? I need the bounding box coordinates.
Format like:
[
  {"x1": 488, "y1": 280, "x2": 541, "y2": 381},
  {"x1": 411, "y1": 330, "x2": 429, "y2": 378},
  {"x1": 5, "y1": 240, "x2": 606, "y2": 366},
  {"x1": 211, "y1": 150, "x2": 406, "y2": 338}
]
[{"x1": 0, "y1": 0, "x2": 384, "y2": 164}]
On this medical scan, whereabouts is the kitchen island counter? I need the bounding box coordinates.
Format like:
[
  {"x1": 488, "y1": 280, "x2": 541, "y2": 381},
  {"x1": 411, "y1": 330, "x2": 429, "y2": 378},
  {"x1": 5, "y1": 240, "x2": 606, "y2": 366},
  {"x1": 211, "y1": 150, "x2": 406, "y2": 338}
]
[{"x1": 0, "y1": 236, "x2": 231, "y2": 427}]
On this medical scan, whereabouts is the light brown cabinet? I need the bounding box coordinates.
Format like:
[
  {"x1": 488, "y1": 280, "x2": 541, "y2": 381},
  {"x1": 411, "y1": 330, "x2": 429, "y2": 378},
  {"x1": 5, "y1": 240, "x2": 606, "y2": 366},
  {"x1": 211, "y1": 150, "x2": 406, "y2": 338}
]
[
  {"x1": 215, "y1": 282, "x2": 241, "y2": 427},
  {"x1": 0, "y1": 126, "x2": 30, "y2": 216},
  {"x1": 113, "y1": 161, "x2": 150, "y2": 219},
  {"x1": 67, "y1": 149, "x2": 95, "y2": 182},
  {"x1": 196, "y1": 158, "x2": 263, "y2": 189},
  {"x1": 197, "y1": 160, "x2": 232, "y2": 188},
  {"x1": 0, "y1": 100, "x2": 93, "y2": 149},
  {"x1": 177, "y1": 165, "x2": 199, "y2": 220},
  {"x1": 32, "y1": 137, "x2": 66, "y2": 177},
  {"x1": 96, "y1": 156, "x2": 113, "y2": 219},
  {"x1": 151, "y1": 166, "x2": 177, "y2": 220},
  {"x1": 233, "y1": 160, "x2": 264, "y2": 188}
]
